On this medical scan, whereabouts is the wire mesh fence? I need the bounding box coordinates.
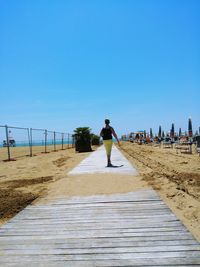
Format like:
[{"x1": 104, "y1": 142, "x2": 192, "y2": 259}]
[
  {"x1": 0, "y1": 126, "x2": 8, "y2": 161},
  {"x1": 0, "y1": 125, "x2": 74, "y2": 161}
]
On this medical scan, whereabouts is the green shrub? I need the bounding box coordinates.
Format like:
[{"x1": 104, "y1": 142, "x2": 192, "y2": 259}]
[{"x1": 91, "y1": 134, "x2": 100, "y2": 145}]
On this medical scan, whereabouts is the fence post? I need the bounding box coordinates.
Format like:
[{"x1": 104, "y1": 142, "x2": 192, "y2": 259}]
[
  {"x1": 189, "y1": 143, "x2": 192, "y2": 154},
  {"x1": 54, "y1": 131, "x2": 56, "y2": 151},
  {"x1": 5, "y1": 125, "x2": 11, "y2": 161},
  {"x1": 61, "y1": 133, "x2": 64, "y2": 150},
  {"x1": 68, "y1": 133, "x2": 70, "y2": 149},
  {"x1": 72, "y1": 135, "x2": 75, "y2": 148},
  {"x1": 29, "y1": 128, "x2": 32, "y2": 157},
  {"x1": 45, "y1": 130, "x2": 47, "y2": 153}
]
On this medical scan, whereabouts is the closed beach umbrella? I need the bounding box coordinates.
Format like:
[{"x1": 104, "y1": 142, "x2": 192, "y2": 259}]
[
  {"x1": 179, "y1": 128, "x2": 181, "y2": 137},
  {"x1": 188, "y1": 118, "x2": 193, "y2": 137},
  {"x1": 170, "y1": 123, "x2": 175, "y2": 138},
  {"x1": 150, "y1": 128, "x2": 153, "y2": 138},
  {"x1": 144, "y1": 130, "x2": 146, "y2": 138},
  {"x1": 158, "y1": 126, "x2": 161, "y2": 138}
]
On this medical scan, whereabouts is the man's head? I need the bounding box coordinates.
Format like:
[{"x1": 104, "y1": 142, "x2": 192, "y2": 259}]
[{"x1": 105, "y1": 119, "x2": 110, "y2": 125}]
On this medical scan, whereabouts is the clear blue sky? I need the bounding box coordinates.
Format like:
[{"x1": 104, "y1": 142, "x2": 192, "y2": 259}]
[{"x1": 0, "y1": 0, "x2": 199, "y2": 136}]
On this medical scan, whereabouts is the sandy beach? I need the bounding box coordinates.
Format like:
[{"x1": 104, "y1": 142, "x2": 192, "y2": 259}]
[
  {"x1": 0, "y1": 142, "x2": 199, "y2": 242},
  {"x1": 120, "y1": 142, "x2": 200, "y2": 241}
]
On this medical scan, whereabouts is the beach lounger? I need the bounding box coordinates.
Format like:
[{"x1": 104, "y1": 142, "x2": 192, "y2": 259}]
[
  {"x1": 162, "y1": 141, "x2": 173, "y2": 149},
  {"x1": 196, "y1": 136, "x2": 200, "y2": 155},
  {"x1": 175, "y1": 142, "x2": 192, "y2": 154}
]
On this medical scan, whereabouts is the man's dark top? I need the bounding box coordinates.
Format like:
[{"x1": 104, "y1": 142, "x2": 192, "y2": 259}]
[{"x1": 101, "y1": 127, "x2": 112, "y2": 140}]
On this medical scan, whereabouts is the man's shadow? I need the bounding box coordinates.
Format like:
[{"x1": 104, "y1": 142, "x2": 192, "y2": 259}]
[{"x1": 107, "y1": 164, "x2": 124, "y2": 168}]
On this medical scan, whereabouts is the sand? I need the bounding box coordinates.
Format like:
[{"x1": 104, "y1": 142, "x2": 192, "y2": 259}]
[
  {"x1": 0, "y1": 146, "x2": 89, "y2": 225},
  {"x1": 0, "y1": 142, "x2": 199, "y2": 242},
  {"x1": 120, "y1": 142, "x2": 200, "y2": 241}
]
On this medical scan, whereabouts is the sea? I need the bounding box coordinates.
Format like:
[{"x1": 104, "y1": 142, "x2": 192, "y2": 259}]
[{"x1": 0, "y1": 140, "x2": 73, "y2": 148}]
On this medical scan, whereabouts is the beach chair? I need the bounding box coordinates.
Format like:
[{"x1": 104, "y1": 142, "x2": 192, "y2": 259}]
[
  {"x1": 162, "y1": 137, "x2": 173, "y2": 149},
  {"x1": 175, "y1": 140, "x2": 192, "y2": 154},
  {"x1": 196, "y1": 136, "x2": 200, "y2": 155}
]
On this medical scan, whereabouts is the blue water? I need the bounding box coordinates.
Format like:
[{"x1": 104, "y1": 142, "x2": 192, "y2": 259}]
[{"x1": 0, "y1": 140, "x2": 73, "y2": 148}]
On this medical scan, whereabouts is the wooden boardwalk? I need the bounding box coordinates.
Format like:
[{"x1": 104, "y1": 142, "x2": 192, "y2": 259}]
[{"x1": 0, "y1": 189, "x2": 200, "y2": 266}]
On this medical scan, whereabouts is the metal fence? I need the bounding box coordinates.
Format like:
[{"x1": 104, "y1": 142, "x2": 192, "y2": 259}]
[{"x1": 0, "y1": 125, "x2": 75, "y2": 161}]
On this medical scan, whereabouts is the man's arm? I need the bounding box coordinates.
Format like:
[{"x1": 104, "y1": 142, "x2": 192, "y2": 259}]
[
  {"x1": 100, "y1": 128, "x2": 104, "y2": 137},
  {"x1": 111, "y1": 127, "x2": 120, "y2": 145}
]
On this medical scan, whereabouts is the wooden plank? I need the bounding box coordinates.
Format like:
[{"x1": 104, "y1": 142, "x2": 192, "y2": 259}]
[
  {"x1": 0, "y1": 240, "x2": 198, "y2": 249},
  {"x1": 0, "y1": 251, "x2": 200, "y2": 260},
  {"x1": 11, "y1": 209, "x2": 172, "y2": 217},
  {"x1": 1, "y1": 263, "x2": 200, "y2": 267},
  {"x1": 0, "y1": 235, "x2": 196, "y2": 246},
  {"x1": 4, "y1": 218, "x2": 178, "y2": 226},
  {"x1": 0, "y1": 224, "x2": 187, "y2": 231},
  {"x1": 2, "y1": 225, "x2": 184, "y2": 233},
  {"x1": 0, "y1": 228, "x2": 189, "y2": 236},
  {"x1": 44, "y1": 196, "x2": 161, "y2": 204},
  {"x1": 10, "y1": 213, "x2": 175, "y2": 221},
  {"x1": 1, "y1": 262, "x2": 200, "y2": 267},
  {"x1": 1, "y1": 245, "x2": 200, "y2": 255},
  {"x1": 8, "y1": 204, "x2": 173, "y2": 210},
  {"x1": 0, "y1": 222, "x2": 188, "y2": 233},
  {"x1": 3, "y1": 219, "x2": 178, "y2": 226},
  {"x1": 3, "y1": 214, "x2": 177, "y2": 223},
  {"x1": 0, "y1": 232, "x2": 193, "y2": 240},
  {"x1": 1, "y1": 227, "x2": 188, "y2": 235},
  {"x1": 2, "y1": 216, "x2": 179, "y2": 223},
  {"x1": 6, "y1": 217, "x2": 178, "y2": 225},
  {"x1": 14, "y1": 203, "x2": 170, "y2": 210},
  {"x1": 12, "y1": 208, "x2": 174, "y2": 214},
  {"x1": 2, "y1": 226, "x2": 185, "y2": 234},
  {"x1": 12, "y1": 211, "x2": 173, "y2": 220},
  {"x1": 12, "y1": 209, "x2": 172, "y2": 216}
]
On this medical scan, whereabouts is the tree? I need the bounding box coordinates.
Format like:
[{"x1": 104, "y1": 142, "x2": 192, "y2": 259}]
[{"x1": 73, "y1": 127, "x2": 92, "y2": 152}]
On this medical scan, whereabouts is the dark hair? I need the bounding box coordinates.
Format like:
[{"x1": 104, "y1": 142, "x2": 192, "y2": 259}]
[{"x1": 105, "y1": 119, "x2": 110, "y2": 125}]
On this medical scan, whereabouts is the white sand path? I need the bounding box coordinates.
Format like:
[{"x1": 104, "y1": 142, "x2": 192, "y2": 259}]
[{"x1": 68, "y1": 145, "x2": 137, "y2": 175}]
